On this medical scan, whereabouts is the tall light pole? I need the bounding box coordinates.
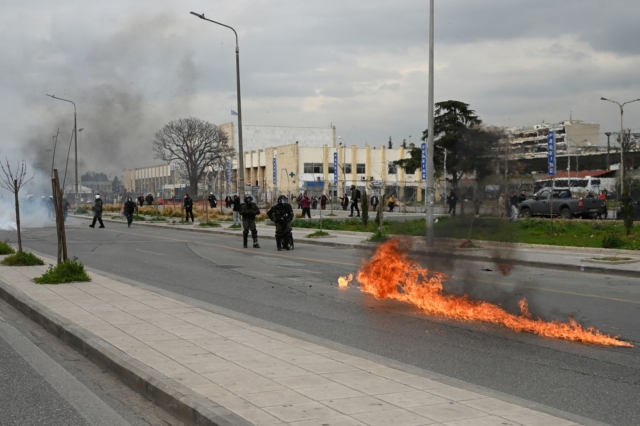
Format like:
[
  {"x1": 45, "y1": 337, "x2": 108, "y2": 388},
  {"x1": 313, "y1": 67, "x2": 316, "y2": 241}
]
[
  {"x1": 601, "y1": 97, "x2": 640, "y2": 194},
  {"x1": 425, "y1": 0, "x2": 436, "y2": 247},
  {"x1": 47, "y1": 94, "x2": 78, "y2": 208},
  {"x1": 605, "y1": 132, "x2": 612, "y2": 170},
  {"x1": 191, "y1": 12, "x2": 245, "y2": 193}
]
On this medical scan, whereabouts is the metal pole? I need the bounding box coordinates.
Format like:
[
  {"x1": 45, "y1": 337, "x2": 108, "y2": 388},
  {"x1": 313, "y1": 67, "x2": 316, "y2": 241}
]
[
  {"x1": 190, "y1": 12, "x2": 245, "y2": 195},
  {"x1": 425, "y1": 0, "x2": 436, "y2": 246},
  {"x1": 46, "y1": 95, "x2": 78, "y2": 209},
  {"x1": 605, "y1": 132, "x2": 611, "y2": 170},
  {"x1": 620, "y1": 105, "x2": 625, "y2": 193}
]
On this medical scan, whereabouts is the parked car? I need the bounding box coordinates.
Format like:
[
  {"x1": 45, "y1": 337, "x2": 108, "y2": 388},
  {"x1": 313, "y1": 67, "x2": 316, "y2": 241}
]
[
  {"x1": 616, "y1": 200, "x2": 640, "y2": 220},
  {"x1": 519, "y1": 188, "x2": 606, "y2": 219}
]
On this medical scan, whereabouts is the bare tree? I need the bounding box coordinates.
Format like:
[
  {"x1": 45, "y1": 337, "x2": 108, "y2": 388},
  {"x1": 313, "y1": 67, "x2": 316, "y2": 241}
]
[
  {"x1": 0, "y1": 159, "x2": 33, "y2": 252},
  {"x1": 152, "y1": 117, "x2": 234, "y2": 197}
]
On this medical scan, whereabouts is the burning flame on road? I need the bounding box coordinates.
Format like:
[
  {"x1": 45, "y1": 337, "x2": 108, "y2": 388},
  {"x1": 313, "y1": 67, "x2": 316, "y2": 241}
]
[
  {"x1": 339, "y1": 239, "x2": 632, "y2": 348},
  {"x1": 338, "y1": 274, "x2": 352, "y2": 289}
]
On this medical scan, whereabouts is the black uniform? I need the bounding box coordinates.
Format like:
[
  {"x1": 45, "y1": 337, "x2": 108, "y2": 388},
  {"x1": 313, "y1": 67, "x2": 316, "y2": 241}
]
[
  {"x1": 267, "y1": 198, "x2": 294, "y2": 251},
  {"x1": 349, "y1": 187, "x2": 361, "y2": 217},
  {"x1": 239, "y1": 198, "x2": 260, "y2": 248},
  {"x1": 184, "y1": 196, "x2": 194, "y2": 222},
  {"x1": 62, "y1": 199, "x2": 70, "y2": 221},
  {"x1": 89, "y1": 198, "x2": 104, "y2": 228},
  {"x1": 207, "y1": 194, "x2": 217, "y2": 208},
  {"x1": 124, "y1": 199, "x2": 137, "y2": 227}
]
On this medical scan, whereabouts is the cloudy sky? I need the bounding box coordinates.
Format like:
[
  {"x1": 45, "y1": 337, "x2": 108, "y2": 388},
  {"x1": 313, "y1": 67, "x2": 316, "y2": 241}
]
[{"x1": 1, "y1": 0, "x2": 640, "y2": 176}]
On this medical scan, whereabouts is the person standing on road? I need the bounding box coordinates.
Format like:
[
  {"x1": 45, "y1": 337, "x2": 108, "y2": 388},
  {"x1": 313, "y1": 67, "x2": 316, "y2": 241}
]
[
  {"x1": 509, "y1": 190, "x2": 519, "y2": 221},
  {"x1": 62, "y1": 198, "x2": 70, "y2": 221},
  {"x1": 320, "y1": 193, "x2": 327, "y2": 210},
  {"x1": 268, "y1": 195, "x2": 294, "y2": 251},
  {"x1": 145, "y1": 193, "x2": 154, "y2": 206},
  {"x1": 123, "y1": 197, "x2": 137, "y2": 228},
  {"x1": 341, "y1": 194, "x2": 349, "y2": 210},
  {"x1": 598, "y1": 189, "x2": 608, "y2": 219},
  {"x1": 208, "y1": 192, "x2": 217, "y2": 208},
  {"x1": 300, "y1": 193, "x2": 312, "y2": 218},
  {"x1": 371, "y1": 193, "x2": 379, "y2": 211},
  {"x1": 518, "y1": 190, "x2": 527, "y2": 204},
  {"x1": 447, "y1": 190, "x2": 458, "y2": 216},
  {"x1": 232, "y1": 195, "x2": 241, "y2": 224},
  {"x1": 349, "y1": 185, "x2": 361, "y2": 217},
  {"x1": 388, "y1": 194, "x2": 396, "y2": 212},
  {"x1": 184, "y1": 194, "x2": 194, "y2": 223},
  {"x1": 137, "y1": 195, "x2": 145, "y2": 208},
  {"x1": 89, "y1": 194, "x2": 105, "y2": 228},
  {"x1": 239, "y1": 195, "x2": 261, "y2": 248},
  {"x1": 225, "y1": 195, "x2": 232, "y2": 208}
]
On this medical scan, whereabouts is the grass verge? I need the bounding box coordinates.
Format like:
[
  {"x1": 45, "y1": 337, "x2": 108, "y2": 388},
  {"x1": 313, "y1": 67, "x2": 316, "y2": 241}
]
[
  {"x1": 1, "y1": 251, "x2": 45, "y2": 266},
  {"x1": 0, "y1": 241, "x2": 16, "y2": 255},
  {"x1": 228, "y1": 224, "x2": 242, "y2": 229},
  {"x1": 199, "y1": 221, "x2": 221, "y2": 227},
  {"x1": 75, "y1": 208, "x2": 89, "y2": 214},
  {"x1": 34, "y1": 258, "x2": 91, "y2": 284},
  {"x1": 305, "y1": 230, "x2": 330, "y2": 238},
  {"x1": 368, "y1": 230, "x2": 389, "y2": 243}
]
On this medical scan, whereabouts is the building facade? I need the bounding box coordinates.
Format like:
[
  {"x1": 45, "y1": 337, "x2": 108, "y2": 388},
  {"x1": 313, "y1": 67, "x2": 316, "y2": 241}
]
[{"x1": 507, "y1": 120, "x2": 601, "y2": 159}]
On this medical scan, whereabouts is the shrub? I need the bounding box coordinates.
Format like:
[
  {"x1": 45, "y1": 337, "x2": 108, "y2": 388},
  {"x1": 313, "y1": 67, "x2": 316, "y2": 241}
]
[
  {"x1": 34, "y1": 258, "x2": 91, "y2": 284},
  {"x1": 0, "y1": 240, "x2": 15, "y2": 255},
  {"x1": 131, "y1": 214, "x2": 145, "y2": 221},
  {"x1": 621, "y1": 191, "x2": 634, "y2": 236},
  {"x1": 75, "y1": 208, "x2": 89, "y2": 214},
  {"x1": 1, "y1": 251, "x2": 45, "y2": 266},
  {"x1": 602, "y1": 231, "x2": 624, "y2": 249},
  {"x1": 368, "y1": 229, "x2": 389, "y2": 243}
]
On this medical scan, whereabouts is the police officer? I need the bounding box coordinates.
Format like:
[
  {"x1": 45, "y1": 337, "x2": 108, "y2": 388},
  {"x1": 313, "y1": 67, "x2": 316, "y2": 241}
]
[
  {"x1": 184, "y1": 194, "x2": 194, "y2": 222},
  {"x1": 207, "y1": 192, "x2": 217, "y2": 208},
  {"x1": 239, "y1": 195, "x2": 260, "y2": 248},
  {"x1": 89, "y1": 194, "x2": 105, "y2": 228},
  {"x1": 123, "y1": 197, "x2": 137, "y2": 228},
  {"x1": 267, "y1": 195, "x2": 294, "y2": 251}
]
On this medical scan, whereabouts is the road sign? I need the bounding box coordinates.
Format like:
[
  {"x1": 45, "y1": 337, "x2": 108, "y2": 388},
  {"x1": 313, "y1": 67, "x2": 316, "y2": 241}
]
[
  {"x1": 371, "y1": 181, "x2": 382, "y2": 187},
  {"x1": 421, "y1": 143, "x2": 427, "y2": 180},
  {"x1": 251, "y1": 185, "x2": 260, "y2": 190},
  {"x1": 547, "y1": 131, "x2": 556, "y2": 176},
  {"x1": 333, "y1": 153, "x2": 338, "y2": 184},
  {"x1": 273, "y1": 158, "x2": 277, "y2": 185},
  {"x1": 289, "y1": 172, "x2": 295, "y2": 178}
]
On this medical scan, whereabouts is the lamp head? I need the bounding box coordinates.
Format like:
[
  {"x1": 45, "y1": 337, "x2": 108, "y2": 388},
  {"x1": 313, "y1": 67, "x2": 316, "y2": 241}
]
[
  {"x1": 600, "y1": 97, "x2": 608, "y2": 101},
  {"x1": 190, "y1": 12, "x2": 205, "y2": 19}
]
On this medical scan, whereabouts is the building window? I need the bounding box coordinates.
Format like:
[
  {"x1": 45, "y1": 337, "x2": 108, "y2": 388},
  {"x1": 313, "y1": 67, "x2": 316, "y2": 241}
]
[
  {"x1": 356, "y1": 163, "x2": 366, "y2": 174},
  {"x1": 303, "y1": 163, "x2": 323, "y2": 174},
  {"x1": 328, "y1": 165, "x2": 335, "y2": 174},
  {"x1": 343, "y1": 164, "x2": 352, "y2": 174},
  {"x1": 388, "y1": 163, "x2": 397, "y2": 174}
]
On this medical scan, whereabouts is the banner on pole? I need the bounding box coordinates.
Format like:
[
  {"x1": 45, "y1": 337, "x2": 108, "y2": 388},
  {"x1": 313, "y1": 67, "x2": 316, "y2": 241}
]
[
  {"x1": 273, "y1": 158, "x2": 277, "y2": 185},
  {"x1": 333, "y1": 152, "x2": 338, "y2": 184},
  {"x1": 421, "y1": 143, "x2": 427, "y2": 180},
  {"x1": 226, "y1": 162, "x2": 231, "y2": 187},
  {"x1": 547, "y1": 131, "x2": 556, "y2": 176}
]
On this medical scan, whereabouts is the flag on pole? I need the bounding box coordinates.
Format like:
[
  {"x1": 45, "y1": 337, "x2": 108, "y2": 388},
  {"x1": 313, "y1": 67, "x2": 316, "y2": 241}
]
[{"x1": 231, "y1": 110, "x2": 238, "y2": 116}]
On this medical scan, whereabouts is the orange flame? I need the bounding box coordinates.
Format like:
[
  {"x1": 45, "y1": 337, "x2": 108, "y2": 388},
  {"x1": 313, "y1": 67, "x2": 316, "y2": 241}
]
[
  {"x1": 356, "y1": 239, "x2": 632, "y2": 348},
  {"x1": 338, "y1": 274, "x2": 352, "y2": 289}
]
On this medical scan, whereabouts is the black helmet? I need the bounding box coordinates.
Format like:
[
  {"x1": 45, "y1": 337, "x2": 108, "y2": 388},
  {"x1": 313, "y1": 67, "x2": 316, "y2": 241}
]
[
  {"x1": 244, "y1": 195, "x2": 253, "y2": 204},
  {"x1": 277, "y1": 195, "x2": 288, "y2": 205}
]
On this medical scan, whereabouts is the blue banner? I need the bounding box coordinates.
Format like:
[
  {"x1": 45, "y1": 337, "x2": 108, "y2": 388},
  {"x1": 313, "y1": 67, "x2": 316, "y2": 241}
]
[
  {"x1": 421, "y1": 143, "x2": 427, "y2": 180},
  {"x1": 226, "y1": 162, "x2": 231, "y2": 187},
  {"x1": 273, "y1": 158, "x2": 277, "y2": 185},
  {"x1": 547, "y1": 131, "x2": 556, "y2": 176},
  {"x1": 333, "y1": 152, "x2": 338, "y2": 184}
]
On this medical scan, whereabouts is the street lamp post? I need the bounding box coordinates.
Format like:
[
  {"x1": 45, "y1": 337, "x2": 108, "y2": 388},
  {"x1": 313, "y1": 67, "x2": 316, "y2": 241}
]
[
  {"x1": 605, "y1": 132, "x2": 612, "y2": 170},
  {"x1": 46, "y1": 94, "x2": 78, "y2": 209},
  {"x1": 425, "y1": 0, "x2": 436, "y2": 246},
  {"x1": 601, "y1": 97, "x2": 640, "y2": 194},
  {"x1": 191, "y1": 12, "x2": 245, "y2": 194}
]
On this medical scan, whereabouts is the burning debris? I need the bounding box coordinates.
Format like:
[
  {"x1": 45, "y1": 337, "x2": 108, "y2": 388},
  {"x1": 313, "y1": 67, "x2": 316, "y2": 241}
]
[
  {"x1": 339, "y1": 239, "x2": 632, "y2": 348},
  {"x1": 338, "y1": 274, "x2": 352, "y2": 289}
]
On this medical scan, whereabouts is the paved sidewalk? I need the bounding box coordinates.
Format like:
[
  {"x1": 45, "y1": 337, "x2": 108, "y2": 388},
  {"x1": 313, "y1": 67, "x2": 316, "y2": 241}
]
[{"x1": 0, "y1": 255, "x2": 591, "y2": 426}]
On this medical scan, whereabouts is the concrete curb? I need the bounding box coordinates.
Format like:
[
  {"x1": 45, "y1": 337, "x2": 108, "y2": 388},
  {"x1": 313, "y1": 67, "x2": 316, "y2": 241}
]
[
  {"x1": 71, "y1": 215, "x2": 639, "y2": 277},
  {"x1": 0, "y1": 276, "x2": 252, "y2": 426}
]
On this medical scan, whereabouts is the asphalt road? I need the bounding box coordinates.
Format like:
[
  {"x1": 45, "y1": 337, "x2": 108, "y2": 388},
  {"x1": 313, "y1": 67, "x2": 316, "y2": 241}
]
[
  {"x1": 2, "y1": 218, "x2": 640, "y2": 426},
  {"x1": 0, "y1": 294, "x2": 186, "y2": 426}
]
